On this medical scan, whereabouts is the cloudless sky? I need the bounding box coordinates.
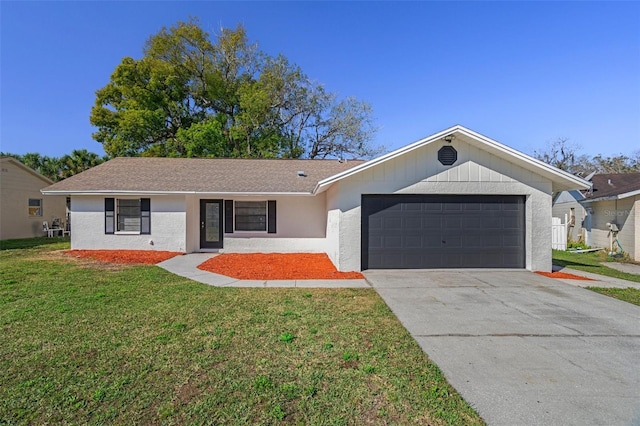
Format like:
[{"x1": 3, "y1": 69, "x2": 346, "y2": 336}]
[{"x1": 1, "y1": 1, "x2": 639, "y2": 159}]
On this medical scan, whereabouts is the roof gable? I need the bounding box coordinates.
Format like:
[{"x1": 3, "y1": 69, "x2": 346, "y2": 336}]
[
  {"x1": 1, "y1": 157, "x2": 54, "y2": 185},
  {"x1": 315, "y1": 125, "x2": 590, "y2": 193}
]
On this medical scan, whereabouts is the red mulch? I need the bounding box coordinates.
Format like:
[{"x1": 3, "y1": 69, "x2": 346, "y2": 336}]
[
  {"x1": 64, "y1": 250, "x2": 182, "y2": 264},
  {"x1": 197, "y1": 253, "x2": 364, "y2": 280},
  {"x1": 535, "y1": 271, "x2": 594, "y2": 281}
]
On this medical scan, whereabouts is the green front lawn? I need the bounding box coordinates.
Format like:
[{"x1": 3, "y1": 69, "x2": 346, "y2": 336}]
[
  {"x1": 0, "y1": 239, "x2": 482, "y2": 425},
  {"x1": 552, "y1": 250, "x2": 640, "y2": 283}
]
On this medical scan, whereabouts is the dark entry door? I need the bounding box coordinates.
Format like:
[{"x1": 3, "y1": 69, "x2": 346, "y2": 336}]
[
  {"x1": 362, "y1": 195, "x2": 525, "y2": 269},
  {"x1": 200, "y1": 199, "x2": 223, "y2": 249}
]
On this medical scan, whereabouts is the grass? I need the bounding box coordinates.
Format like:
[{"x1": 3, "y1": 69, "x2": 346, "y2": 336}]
[
  {"x1": 552, "y1": 249, "x2": 640, "y2": 283},
  {"x1": 0, "y1": 238, "x2": 483, "y2": 425},
  {"x1": 552, "y1": 249, "x2": 640, "y2": 306},
  {"x1": 587, "y1": 287, "x2": 640, "y2": 306}
]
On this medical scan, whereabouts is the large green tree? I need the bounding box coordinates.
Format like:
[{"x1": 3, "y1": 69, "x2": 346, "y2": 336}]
[{"x1": 90, "y1": 20, "x2": 379, "y2": 159}]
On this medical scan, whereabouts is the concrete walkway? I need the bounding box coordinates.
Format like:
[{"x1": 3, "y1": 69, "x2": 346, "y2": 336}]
[
  {"x1": 156, "y1": 253, "x2": 370, "y2": 288},
  {"x1": 602, "y1": 261, "x2": 640, "y2": 275},
  {"x1": 552, "y1": 264, "x2": 640, "y2": 289}
]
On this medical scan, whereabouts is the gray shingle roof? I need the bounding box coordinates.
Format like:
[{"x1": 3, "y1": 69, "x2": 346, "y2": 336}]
[
  {"x1": 42, "y1": 157, "x2": 365, "y2": 194},
  {"x1": 585, "y1": 173, "x2": 640, "y2": 199}
]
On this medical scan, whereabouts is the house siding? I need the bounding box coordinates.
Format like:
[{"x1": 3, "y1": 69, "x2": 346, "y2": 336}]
[
  {"x1": 1, "y1": 160, "x2": 67, "y2": 240},
  {"x1": 585, "y1": 196, "x2": 638, "y2": 261},
  {"x1": 326, "y1": 140, "x2": 554, "y2": 272},
  {"x1": 70, "y1": 195, "x2": 187, "y2": 252},
  {"x1": 185, "y1": 194, "x2": 328, "y2": 253}
]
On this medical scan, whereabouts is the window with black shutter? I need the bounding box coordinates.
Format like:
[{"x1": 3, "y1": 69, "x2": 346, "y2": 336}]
[{"x1": 105, "y1": 198, "x2": 151, "y2": 234}]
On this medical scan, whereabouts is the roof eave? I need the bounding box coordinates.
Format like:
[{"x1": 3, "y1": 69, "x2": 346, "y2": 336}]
[
  {"x1": 580, "y1": 188, "x2": 640, "y2": 203},
  {"x1": 41, "y1": 189, "x2": 316, "y2": 196}
]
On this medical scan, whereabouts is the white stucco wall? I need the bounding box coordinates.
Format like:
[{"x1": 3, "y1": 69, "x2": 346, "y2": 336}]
[
  {"x1": 185, "y1": 194, "x2": 328, "y2": 253},
  {"x1": 326, "y1": 140, "x2": 555, "y2": 272},
  {"x1": 1, "y1": 160, "x2": 67, "y2": 240},
  {"x1": 70, "y1": 195, "x2": 187, "y2": 252},
  {"x1": 585, "y1": 196, "x2": 638, "y2": 261}
]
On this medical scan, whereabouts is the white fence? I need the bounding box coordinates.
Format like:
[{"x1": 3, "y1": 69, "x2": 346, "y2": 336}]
[{"x1": 552, "y1": 217, "x2": 567, "y2": 250}]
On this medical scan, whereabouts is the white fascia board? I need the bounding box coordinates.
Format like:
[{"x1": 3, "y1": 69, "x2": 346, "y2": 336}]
[
  {"x1": 618, "y1": 189, "x2": 640, "y2": 199},
  {"x1": 313, "y1": 125, "x2": 590, "y2": 194},
  {"x1": 41, "y1": 189, "x2": 315, "y2": 197}
]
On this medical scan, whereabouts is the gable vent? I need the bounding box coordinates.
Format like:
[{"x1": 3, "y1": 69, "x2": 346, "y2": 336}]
[{"x1": 438, "y1": 146, "x2": 457, "y2": 166}]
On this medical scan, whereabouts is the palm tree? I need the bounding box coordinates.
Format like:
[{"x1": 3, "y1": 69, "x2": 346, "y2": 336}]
[{"x1": 60, "y1": 149, "x2": 104, "y2": 178}]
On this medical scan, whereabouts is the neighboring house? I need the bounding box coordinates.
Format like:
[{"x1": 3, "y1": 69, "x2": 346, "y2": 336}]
[
  {"x1": 552, "y1": 189, "x2": 586, "y2": 242},
  {"x1": 580, "y1": 173, "x2": 640, "y2": 261},
  {"x1": 42, "y1": 125, "x2": 589, "y2": 272},
  {"x1": 1, "y1": 157, "x2": 67, "y2": 240}
]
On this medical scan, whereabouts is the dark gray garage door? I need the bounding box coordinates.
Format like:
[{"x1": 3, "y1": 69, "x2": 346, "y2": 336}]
[{"x1": 362, "y1": 195, "x2": 525, "y2": 269}]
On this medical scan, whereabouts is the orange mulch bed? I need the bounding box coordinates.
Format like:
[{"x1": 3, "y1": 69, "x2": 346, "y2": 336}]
[
  {"x1": 535, "y1": 271, "x2": 594, "y2": 281},
  {"x1": 64, "y1": 250, "x2": 183, "y2": 265},
  {"x1": 197, "y1": 253, "x2": 364, "y2": 280}
]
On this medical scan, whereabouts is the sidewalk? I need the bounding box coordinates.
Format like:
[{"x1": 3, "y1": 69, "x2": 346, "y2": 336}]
[
  {"x1": 157, "y1": 253, "x2": 370, "y2": 288},
  {"x1": 552, "y1": 264, "x2": 640, "y2": 289}
]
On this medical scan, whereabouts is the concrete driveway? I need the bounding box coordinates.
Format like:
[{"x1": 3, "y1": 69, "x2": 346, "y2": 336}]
[{"x1": 364, "y1": 270, "x2": 640, "y2": 426}]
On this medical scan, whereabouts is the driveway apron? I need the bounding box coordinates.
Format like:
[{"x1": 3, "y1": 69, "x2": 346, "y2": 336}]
[{"x1": 365, "y1": 270, "x2": 640, "y2": 426}]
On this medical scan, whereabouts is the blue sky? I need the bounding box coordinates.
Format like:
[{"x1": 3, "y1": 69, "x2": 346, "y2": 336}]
[{"x1": 2, "y1": 1, "x2": 639, "y2": 159}]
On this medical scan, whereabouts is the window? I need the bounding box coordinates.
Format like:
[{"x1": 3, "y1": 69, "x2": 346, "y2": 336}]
[
  {"x1": 28, "y1": 198, "x2": 42, "y2": 216},
  {"x1": 235, "y1": 201, "x2": 267, "y2": 231},
  {"x1": 105, "y1": 198, "x2": 150, "y2": 234},
  {"x1": 224, "y1": 200, "x2": 276, "y2": 234}
]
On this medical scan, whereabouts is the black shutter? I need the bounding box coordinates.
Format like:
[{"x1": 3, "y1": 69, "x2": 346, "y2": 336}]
[
  {"x1": 224, "y1": 200, "x2": 234, "y2": 233},
  {"x1": 105, "y1": 198, "x2": 115, "y2": 234},
  {"x1": 267, "y1": 200, "x2": 277, "y2": 234},
  {"x1": 140, "y1": 198, "x2": 151, "y2": 234}
]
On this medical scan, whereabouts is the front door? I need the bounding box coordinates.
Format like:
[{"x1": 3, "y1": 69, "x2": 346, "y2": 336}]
[{"x1": 200, "y1": 199, "x2": 223, "y2": 249}]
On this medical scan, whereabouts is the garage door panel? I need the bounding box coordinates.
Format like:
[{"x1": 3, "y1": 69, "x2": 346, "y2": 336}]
[
  {"x1": 362, "y1": 195, "x2": 525, "y2": 269},
  {"x1": 462, "y1": 235, "x2": 484, "y2": 248},
  {"x1": 369, "y1": 216, "x2": 383, "y2": 230},
  {"x1": 482, "y1": 203, "x2": 501, "y2": 211},
  {"x1": 404, "y1": 235, "x2": 423, "y2": 248},
  {"x1": 503, "y1": 217, "x2": 521, "y2": 229},
  {"x1": 383, "y1": 235, "x2": 403, "y2": 248},
  {"x1": 462, "y1": 216, "x2": 482, "y2": 229},
  {"x1": 482, "y1": 217, "x2": 502, "y2": 229},
  {"x1": 383, "y1": 216, "x2": 402, "y2": 229},
  {"x1": 502, "y1": 234, "x2": 523, "y2": 248},
  {"x1": 404, "y1": 202, "x2": 423, "y2": 211},
  {"x1": 444, "y1": 217, "x2": 462, "y2": 229},
  {"x1": 367, "y1": 235, "x2": 384, "y2": 249},
  {"x1": 424, "y1": 234, "x2": 443, "y2": 247},
  {"x1": 424, "y1": 218, "x2": 442, "y2": 229},
  {"x1": 443, "y1": 235, "x2": 462, "y2": 248},
  {"x1": 444, "y1": 202, "x2": 462, "y2": 212},
  {"x1": 404, "y1": 217, "x2": 422, "y2": 230}
]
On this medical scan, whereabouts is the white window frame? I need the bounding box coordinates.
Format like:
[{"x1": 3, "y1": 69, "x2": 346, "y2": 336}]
[{"x1": 106, "y1": 197, "x2": 150, "y2": 235}]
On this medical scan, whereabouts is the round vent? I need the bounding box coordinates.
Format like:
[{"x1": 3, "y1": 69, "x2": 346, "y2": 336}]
[{"x1": 438, "y1": 146, "x2": 457, "y2": 166}]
